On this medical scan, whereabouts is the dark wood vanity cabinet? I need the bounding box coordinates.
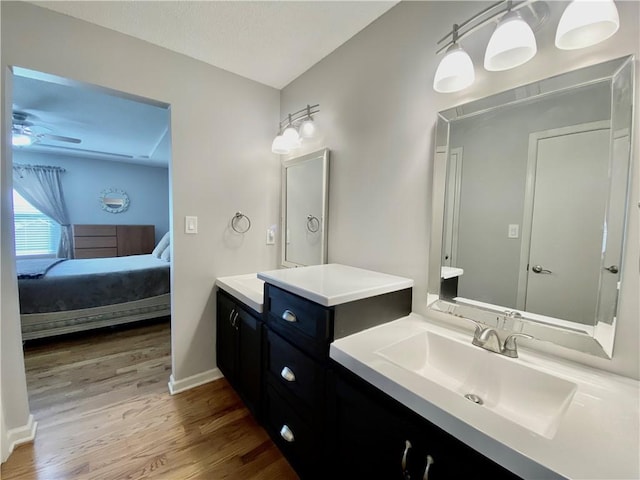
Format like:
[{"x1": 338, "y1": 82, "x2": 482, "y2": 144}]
[
  {"x1": 262, "y1": 283, "x2": 412, "y2": 479},
  {"x1": 216, "y1": 290, "x2": 263, "y2": 418},
  {"x1": 328, "y1": 363, "x2": 521, "y2": 480},
  {"x1": 217, "y1": 281, "x2": 519, "y2": 479}
]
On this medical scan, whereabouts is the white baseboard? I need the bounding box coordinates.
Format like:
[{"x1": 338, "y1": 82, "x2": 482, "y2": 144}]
[
  {"x1": 167, "y1": 368, "x2": 223, "y2": 395},
  {"x1": 4, "y1": 414, "x2": 37, "y2": 461}
]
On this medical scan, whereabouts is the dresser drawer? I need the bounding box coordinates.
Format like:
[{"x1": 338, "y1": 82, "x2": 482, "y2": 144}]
[
  {"x1": 266, "y1": 285, "x2": 331, "y2": 351},
  {"x1": 264, "y1": 383, "x2": 318, "y2": 476},
  {"x1": 266, "y1": 329, "x2": 325, "y2": 408}
]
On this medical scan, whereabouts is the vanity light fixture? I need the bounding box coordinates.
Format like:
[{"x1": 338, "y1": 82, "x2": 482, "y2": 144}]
[
  {"x1": 555, "y1": 0, "x2": 619, "y2": 50},
  {"x1": 271, "y1": 104, "x2": 320, "y2": 155},
  {"x1": 433, "y1": 25, "x2": 475, "y2": 93},
  {"x1": 484, "y1": 5, "x2": 537, "y2": 71},
  {"x1": 434, "y1": 0, "x2": 620, "y2": 93}
]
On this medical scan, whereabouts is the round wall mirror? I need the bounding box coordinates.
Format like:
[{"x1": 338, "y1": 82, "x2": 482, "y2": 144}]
[{"x1": 99, "y1": 188, "x2": 130, "y2": 213}]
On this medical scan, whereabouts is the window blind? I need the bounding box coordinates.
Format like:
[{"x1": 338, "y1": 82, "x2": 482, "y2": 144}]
[{"x1": 13, "y1": 190, "x2": 61, "y2": 256}]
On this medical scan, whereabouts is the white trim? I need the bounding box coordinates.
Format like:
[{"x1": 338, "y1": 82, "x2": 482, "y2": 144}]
[
  {"x1": 4, "y1": 414, "x2": 37, "y2": 461},
  {"x1": 167, "y1": 368, "x2": 222, "y2": 395}
]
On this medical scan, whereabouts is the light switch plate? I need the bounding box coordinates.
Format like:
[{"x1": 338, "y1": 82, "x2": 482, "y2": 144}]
[
  {"x1": 508, "y1": 224, "x2": 519, "y2": 239},
  {"x1": 266, "y1": 226, "x2": 276, "y2": 245},
  {"x1": 185, "y1": 216, "x2": 198, "y2": 234}
]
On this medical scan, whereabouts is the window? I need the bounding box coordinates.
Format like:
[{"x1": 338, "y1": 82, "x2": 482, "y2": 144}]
[{"x1": 13, "y1": 190, "x2": 61, "y2": 257}]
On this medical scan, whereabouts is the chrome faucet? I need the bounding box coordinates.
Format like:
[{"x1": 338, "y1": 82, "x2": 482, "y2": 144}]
[{"x1": 466, "y1": 319, "x2": 533, "y2": 358}]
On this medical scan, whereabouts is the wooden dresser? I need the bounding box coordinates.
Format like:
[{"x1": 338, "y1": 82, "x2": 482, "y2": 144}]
[{"x1": 73, "y1": 224, "x2": 155, "y2": 259}]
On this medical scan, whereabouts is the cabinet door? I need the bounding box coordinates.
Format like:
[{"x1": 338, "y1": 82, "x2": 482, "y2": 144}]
[
  {"x1": 216, "y1": 292, "x2": 238, "y2": 380},
  {"x1": 329, "y1": 365, "x2": 521, "y2": 480},
  {"x1": 237, "y1": 307, "x2": 262, "y2": 415},
  {"x1": 330, "y1": 370, "x2": 410, "y2": 479}
]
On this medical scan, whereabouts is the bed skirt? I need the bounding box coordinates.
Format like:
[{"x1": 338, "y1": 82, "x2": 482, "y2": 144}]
[{"x1": 21, "y1": 293, "x2": 171, "y2": 341}]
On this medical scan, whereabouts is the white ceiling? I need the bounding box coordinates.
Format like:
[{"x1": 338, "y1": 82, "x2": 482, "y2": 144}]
[
  {"x1": 13, "y1": 1, "x2": 398, "y2": 166},
  {"x1": 30, "y1": 1, "x2": 399, "y2": 90}
]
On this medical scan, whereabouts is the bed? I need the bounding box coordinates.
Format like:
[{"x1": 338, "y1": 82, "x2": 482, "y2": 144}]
[{"x1": 17, "y1": 254, "x2": 171, "y2": 340}]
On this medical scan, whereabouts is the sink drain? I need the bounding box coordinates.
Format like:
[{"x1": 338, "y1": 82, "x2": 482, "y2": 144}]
[{"x1": 464, "y1": 393, "x2": 484, "y2": 405}]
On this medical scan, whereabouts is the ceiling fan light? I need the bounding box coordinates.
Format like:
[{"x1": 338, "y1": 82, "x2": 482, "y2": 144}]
[
  {"x1": 12, "y1": 132, "x2": 34, "y2": 147},
  {"x1": 433, "y1": 43, "x2": 475, "y2": 93},
  {"x1": 484, "y1": 11, "x2": 537, "y2": 71},
  {"x1": 555, "y1": 0, "x2": 619, "y2": 50},
  {"x1": 271, "y1": 134, "x2": 290, "y2": 155}
]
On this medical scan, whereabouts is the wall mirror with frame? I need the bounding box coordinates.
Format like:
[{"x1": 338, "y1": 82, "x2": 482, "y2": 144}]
[
  {"x1": 428, "y1": 56, "x2": 635, "y2": 359},
  {"x1": 281, "y1": 148, "x2": 329, "y2": 267}
]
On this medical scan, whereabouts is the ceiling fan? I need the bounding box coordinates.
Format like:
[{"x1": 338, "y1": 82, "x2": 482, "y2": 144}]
[{"x1": 12, "y1": 111, "x2": 81, "y2": 147}]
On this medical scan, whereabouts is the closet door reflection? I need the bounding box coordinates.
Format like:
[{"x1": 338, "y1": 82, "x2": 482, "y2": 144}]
[{"x1": 519, "y1": 122, "x2": 610, "y2": 325}]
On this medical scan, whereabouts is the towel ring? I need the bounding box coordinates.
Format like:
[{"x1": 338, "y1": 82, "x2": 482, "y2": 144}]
[
  {"x1": 231, "y1": 212, "x2": 251, "y2": 234},
  {"x1": 306, "y1": 214, "x2": 320, "y2": 233}
]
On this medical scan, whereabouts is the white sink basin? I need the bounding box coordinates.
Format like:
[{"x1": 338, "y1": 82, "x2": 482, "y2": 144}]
[{"x1": 376, "y1": 331, "x2": 577, "y2": 439}]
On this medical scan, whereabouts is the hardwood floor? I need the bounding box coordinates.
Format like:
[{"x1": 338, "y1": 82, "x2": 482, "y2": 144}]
[{"x1": 1, "y1": 319, "x2": 298, "y2": 479}]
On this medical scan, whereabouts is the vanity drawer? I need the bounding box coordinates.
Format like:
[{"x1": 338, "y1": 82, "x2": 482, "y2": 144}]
[
  {"x1": 264, "y1": 383, "x2": 319, "y2": 477},
  {"x1": 266, "y1": 285, "x2": 331, "y2": 354},
  {"x1": 266, "y1": 329, "x2": 325, "y2": 408}
]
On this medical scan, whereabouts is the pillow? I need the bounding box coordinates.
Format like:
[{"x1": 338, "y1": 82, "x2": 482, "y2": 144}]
[
  {"x1": 160, "y1": 245, "x2": 171, "y2": 262},
  {"x1": 152, "y1": 232, "x2": 170, "y2": 258}
]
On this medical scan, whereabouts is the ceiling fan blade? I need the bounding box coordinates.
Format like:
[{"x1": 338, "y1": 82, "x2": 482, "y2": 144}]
[{"x1": 40, "y1": 133, "x2": 81, "y2": 144}]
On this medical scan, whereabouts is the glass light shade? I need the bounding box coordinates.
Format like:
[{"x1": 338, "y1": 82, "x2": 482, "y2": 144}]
[
  {"x1": 12, "y1": 132, "x2": 33, "y2": 147},
  {"x1": 299, "y1": 118, "x2": 317, "y2": 139},
  {"x1": 271, "y1": 134, "x2": 290, "y2": 154},
  {"x1": 484, "y1": 12, "x2": 537, "y2": 71},
  {"x1": 282, "y1": 126, "x2": 301, "y2": 150},
  {"x1": 433, "y1": 44, "x2": 475, "y2": 93},
  {"x1": 555, "y1": 0, "x2": 619, "y2": 50}
]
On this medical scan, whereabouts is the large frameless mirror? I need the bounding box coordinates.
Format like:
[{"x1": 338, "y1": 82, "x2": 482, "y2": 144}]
[
  {"x1": 281, "y1": 148, "x2": 329, "y2": 267},
  {"x1": 428, "y1": 56, "x2": 635, "y2": 358}
]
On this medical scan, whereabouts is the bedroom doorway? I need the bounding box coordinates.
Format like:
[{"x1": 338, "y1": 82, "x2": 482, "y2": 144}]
[{"x1": 9, "y1": 67, "x2": 174, "y2": 425}]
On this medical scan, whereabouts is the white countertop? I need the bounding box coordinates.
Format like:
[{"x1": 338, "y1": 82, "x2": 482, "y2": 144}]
[
  {"x1": 257, "y1": 263, "x2": 414, "y2": 307},
  {"x1": 330, "y1": 313, "x2": 640, "y2": 480},
  {"x1": 215, "y1": 273, "x2": 264, "y2": 312},
  {"x1": 441, "y1": 266, "x2": 464, "y2": 279}
]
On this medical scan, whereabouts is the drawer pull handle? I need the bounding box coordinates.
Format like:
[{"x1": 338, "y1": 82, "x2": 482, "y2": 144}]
[
  {"x1": 281, "y1": 310, "x2": 297, "y2": 323},
  {"x1": 423, "y1": 455, "x2": 434, "y2": 480},
  {"x1": 401, "y1": 440, "x2": 412, "y2": 478},
  {"x1": 279, "y1": 425, "x2": 295, "y2": 443},
  {"x1": 280, "y1": 366, "x2": 296, "y2": 382}
]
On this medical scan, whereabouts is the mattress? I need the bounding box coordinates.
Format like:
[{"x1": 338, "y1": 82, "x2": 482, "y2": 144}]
[{"x1": 18, "y1": 254, "x2": 170, "y2": 314}]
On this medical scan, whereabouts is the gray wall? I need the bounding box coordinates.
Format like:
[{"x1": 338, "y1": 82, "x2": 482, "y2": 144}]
[
  {"x1": 1, "y1": 1, "x2": 280, "y2": 440},
  {"x1": 450, "y1": 82, "x2": 610, "y2": 307},
  {"x1": 281, "y1": 1, "x2": 640, "y2": 379},
  {"x1": 13, "y1": 151, "x2": 170, "y2": 244}
]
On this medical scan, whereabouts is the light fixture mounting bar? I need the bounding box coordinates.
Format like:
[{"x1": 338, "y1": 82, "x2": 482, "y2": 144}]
[
  {"x1": 278, "y1": 104, "x2": 320, "y2": 130},
  {"x1": 436, "y1": 0, "x2": 539, "y2": 55}
]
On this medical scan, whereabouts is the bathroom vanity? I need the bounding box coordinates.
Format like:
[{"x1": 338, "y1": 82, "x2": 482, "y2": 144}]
[
  {"x1": 257, "y1": 264, "x2": 412, "y2": 477},
  {"x1": 216, "y1": 264, "x2": 639, "y2": 479}
]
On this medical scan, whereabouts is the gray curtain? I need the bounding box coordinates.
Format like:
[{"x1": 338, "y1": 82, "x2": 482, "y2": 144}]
[{"x1": 13, "y1": 164, "x2": 73, "y2": 258}]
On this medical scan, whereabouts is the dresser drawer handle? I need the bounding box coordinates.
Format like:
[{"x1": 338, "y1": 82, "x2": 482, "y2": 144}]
[
  {"x1": 280, "y1": 366, "x2": 296, "y2": 382},
  {"x1": 281, "y1": 310, "x2": 297, "y2": 323},
  {"x1": 280, "y1": 425, "x2": 295, "y2": 443}
]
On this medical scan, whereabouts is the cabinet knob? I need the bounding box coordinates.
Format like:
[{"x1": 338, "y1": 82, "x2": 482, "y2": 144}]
[
  {"x1": 281, "y1": 310, "x2": 297, "y2": 323},
  {"x1": 279, "y1": 425, "x2": 295, "y2": 443},
  {"x1": 280, "y1": 366, "x2": 296, "y2": 382},
  {"x1": 423, "y1": 455, "x2": 434, "y2": 480}
]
